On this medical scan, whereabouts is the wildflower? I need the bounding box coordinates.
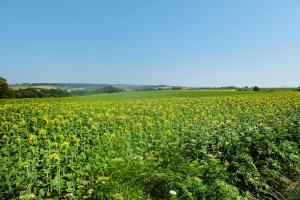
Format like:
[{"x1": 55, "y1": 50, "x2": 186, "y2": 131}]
[
  {"x1": 49, "y1": 152, "x2": 59, "y2": 160},
  {"x1": 42, "y1": 116, "x2": 49, "y2": 125},
  {"x1": 38, "y1": 128, "x2": 47, "y2": 136},
  {"x1": 60, "y1": 141, "x2": 69, "y2": 148},
  {"x1": 19, "y1": 119, "x2": 26, "y2": 127},
  {"x1": 169, "y1": 190, "x2": 177, "y2": 195},
  {"x1": 27, "y1": 134, "x2": 36, "y2": 144}
]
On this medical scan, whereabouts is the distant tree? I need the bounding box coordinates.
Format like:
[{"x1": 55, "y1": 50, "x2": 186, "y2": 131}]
[
  {"x1": 297, "y1": 87, "x2": 300, "y2": 91},
  {"x1": 0, "y1": 77, "x2": 10, "y2": 98},
  {"x1": 172, "y1": 86, "x2": 182, "y2": 90},
  {"x1": 1, "y1": 77, "x2": 71, "y2": 99},
  {"x1": 94, "y1": 86, "x2": 124, "y2": 94},
  {"x1": 238, "y1": 86, "x2": 250, "y2": 91},
  {"x1": 13, "y1": 88, "x2": 70, "y2": 98},
  {"x1": 253, "y1": 86, "x2": 260, "y2": 91}
]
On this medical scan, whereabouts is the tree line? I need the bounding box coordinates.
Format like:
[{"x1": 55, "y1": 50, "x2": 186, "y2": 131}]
[
  {"x1": 0, "y1": 77, "x2": 126, "y2": 99},
  {"x1": 0, "y1": 77, "x2": 71, "y2": 99}
]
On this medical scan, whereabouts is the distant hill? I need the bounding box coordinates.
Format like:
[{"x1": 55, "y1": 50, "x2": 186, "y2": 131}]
[{"x1": 9, "y1": 83, "x2": 172, "y2": 93}]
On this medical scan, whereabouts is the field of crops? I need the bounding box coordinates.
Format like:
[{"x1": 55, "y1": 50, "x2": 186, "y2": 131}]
[{"x1": 0, "y1": 91, "x2": 300, "y2": 199}]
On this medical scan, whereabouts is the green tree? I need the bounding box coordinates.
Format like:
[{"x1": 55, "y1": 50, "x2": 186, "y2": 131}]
[
  {"x1": 0, "y1": 77, "x2": 10, "y2": 98},
  {"x1": 253, "y1": 86, "x2": 260, "y2": 91}
]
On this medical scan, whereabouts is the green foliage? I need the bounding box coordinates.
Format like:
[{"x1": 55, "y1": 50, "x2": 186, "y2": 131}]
[
  {"x1": 13, "y1": 88, "x2": 71, "y2": 98},
  {"x1": 0, "y1": 77, "x2": 71, "y2": 99},
  {"x1": 70, "y1": 86, "x2": 125, "y2": 96},
  {"x1": 0, "y1": 77, "x2": 11, "y2": 98},
  {"x1": 0, "y1": 91, "x2": 300, "y2": 199},
  {"x1": 172, "y1": 86, "x2": 182, "y2": 90},
  {"x1": 95, "y1": 86, "x2": 125, "y2": 93},
  {"x1": 253, "y1": 86, "x2": 260, "y2": 91}
]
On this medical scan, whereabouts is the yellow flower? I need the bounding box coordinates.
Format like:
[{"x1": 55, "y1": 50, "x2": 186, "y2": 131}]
[
  {"x1": 60, "y1": 141, "x2": 69, "y2": 148},
  {"x1": 42, "y1": 116, "x2": 49, "y2": 125},
  {"x1": 49, "y1": 152, "x2": 59, "y2": 160},
  {"x1": 38, "y1": 128, "x2": 47, "y2": 136},
  {"x1": 20, "y1": 119, "x2": 26, "y2": 127},
  {"x1": 27, "y1": 134, "x2": 36, "y2": 144}
]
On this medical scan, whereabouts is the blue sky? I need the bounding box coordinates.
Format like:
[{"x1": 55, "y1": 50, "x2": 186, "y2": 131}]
[{"x1": 0, "y1": 0, "x2": 299, "y2": 87}]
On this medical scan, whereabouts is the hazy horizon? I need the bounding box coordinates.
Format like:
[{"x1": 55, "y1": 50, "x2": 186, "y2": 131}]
[
  {"x1": 1, "y1": 0, "x2": 300, "y2": 87},
  {"x1": 6, "y1": 81, "x2": 299, "y2": 89}
]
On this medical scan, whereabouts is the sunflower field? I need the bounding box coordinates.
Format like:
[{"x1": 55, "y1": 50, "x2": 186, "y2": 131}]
[{"x1": 0, "y1": 91, "x2": 299, "y2": 199}]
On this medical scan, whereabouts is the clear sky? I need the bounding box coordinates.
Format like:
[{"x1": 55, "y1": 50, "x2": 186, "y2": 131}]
[{"x1": 0, "y1": 0, "x2": 299, "y2": 87}]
